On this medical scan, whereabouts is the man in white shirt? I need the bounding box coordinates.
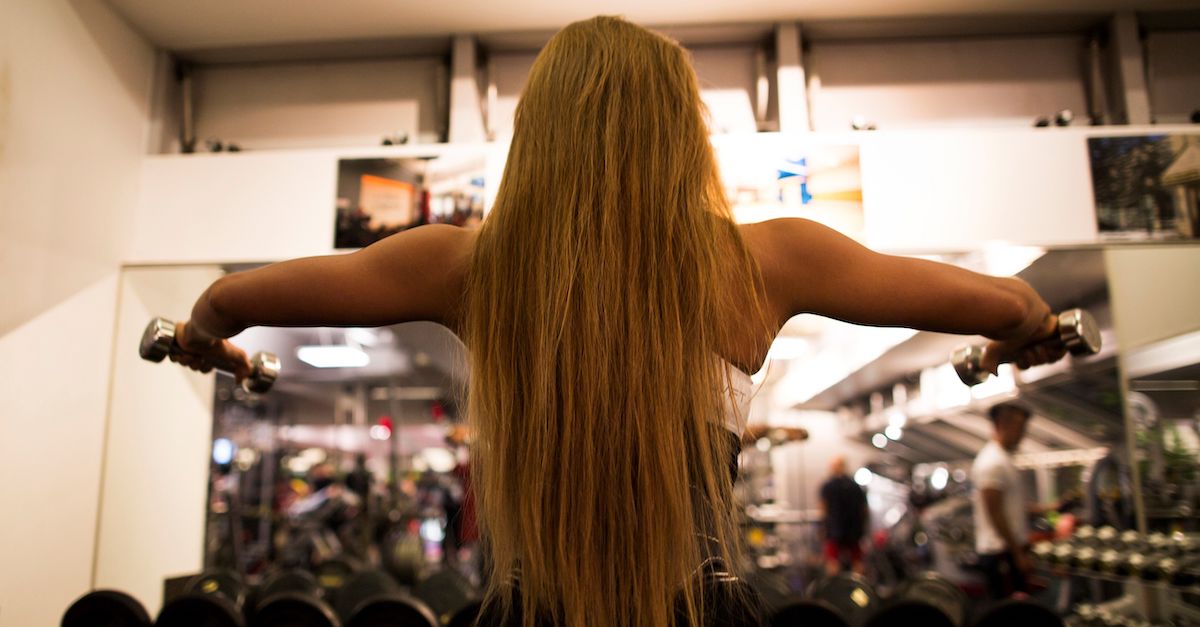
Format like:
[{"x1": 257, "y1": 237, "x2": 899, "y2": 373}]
[{"x1": 972, "y1": 401, "x2": 1037, "y2": 599}]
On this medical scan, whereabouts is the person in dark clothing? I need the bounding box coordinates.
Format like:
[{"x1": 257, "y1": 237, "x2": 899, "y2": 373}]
[
  {"x1": 345, "y1": 453, "x2": 372, "y2": 502},
  {"x1": 819, "y1": 456, "x2": 868, "y2": 576}
]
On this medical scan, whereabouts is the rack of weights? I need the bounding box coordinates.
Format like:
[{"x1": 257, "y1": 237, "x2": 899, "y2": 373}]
[{"x1": 1037, "y1": 528, "x2": 1200, "y2": 626}]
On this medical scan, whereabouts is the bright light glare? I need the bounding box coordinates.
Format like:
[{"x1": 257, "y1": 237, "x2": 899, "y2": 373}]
[
  {"x1": 766, "y1": 337, "x2": 809, "y2": 361},
  {"x1": 420, "y1": 519, "x2": 445, "y2": 543},
  {"x1": 854, "y1": 467, "x2": 873, "y2": 486},
  {"x1": 885, "y1": 425, "x2": 903, "y2": 441},
  {"x1": 213, "y1": 438, "x2": 235, "y2": 465},
  {"x1": 297, "y1": 345, "x2": 370, "y2": 368},
  {"x1": 931, "y1": 467, "x2": 950, "y2": 491},
  {"x1": 983, "y1": 245, "x2": 1045, "y2": 277},
  {"x1": 872, "y1": 433, "x2": 888, "y2": 449},
  {"x1": 369, "y1": 425, "x2": 391, "y2": 441},
  {"x1": 346, "y1": 328, "x2": 379, "y2": 346},
  {"x1": 421, "y1": 447, "x2": 458, "y2": 473}
]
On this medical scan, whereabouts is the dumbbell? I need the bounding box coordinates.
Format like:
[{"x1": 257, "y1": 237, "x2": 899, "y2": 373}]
[
  {"x1": 253, "y1": 569, "x2": 340, "y2": 627},
  {"x1": 974, "y1": 599, "x2": 1064, "y2": 627},
  {"x1": 156, "y1": 569, "x2": 248, "y2": 627},
  {"x1": 334, "y1": 570, "x2": 436, "y2": 627},
  {"x1": 804, "y1": 573, "x2": 879, "y2": 627},
  {"x1": 864, "y1": 572, "x2": 965, "y2": 627},
  {"x1": 62, "y1": 589, "x2": 151, "y2": 627},
  {"x1": 950, "y1": 308, "x2": 1101, "y2": 386},
  {"x1": 771, "y1": 600, "x2": 850, "y2": 627},
  {"x1": 139, "y1": 317, "x2": 280, "y2": 393},
  {"x1": 414, "y1": 569, "x2": 482, "y2": 627}
]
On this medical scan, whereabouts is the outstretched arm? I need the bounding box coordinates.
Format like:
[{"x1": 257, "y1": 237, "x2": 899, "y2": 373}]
[
  {"x1": 747, "y1": 218, "x2": 1058, "y2": 370},
  {"x1": 172, "y1": 225, "x2": 473, "y2": 376}
]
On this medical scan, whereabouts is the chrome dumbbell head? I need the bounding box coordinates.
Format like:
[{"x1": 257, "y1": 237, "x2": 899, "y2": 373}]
[
  {"x1": 246, "y1": 352, "x2": 282, "y2": 394},
  {"x1": 951, "y1": 345, "x2": 988, "y2": 386},
  {"x1": 1057, "y1": 308, "x2": 1102, "y2": 356},
  {"x1": 139, "y1": 317, "x2": 176, "y2": 362},
  {"x1": 139, "y1": 316, "x2": 280, "y2": 393}
]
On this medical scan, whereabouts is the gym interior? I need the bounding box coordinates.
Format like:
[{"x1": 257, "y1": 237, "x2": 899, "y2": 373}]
[{"x1": 4, "y1": 1, "x2": 1200, "y2": 626}]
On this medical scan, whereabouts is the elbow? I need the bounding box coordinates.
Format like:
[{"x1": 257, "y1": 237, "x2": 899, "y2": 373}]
[{"x1": 203, "y1": 276, "x2": 243, "y2": 333}]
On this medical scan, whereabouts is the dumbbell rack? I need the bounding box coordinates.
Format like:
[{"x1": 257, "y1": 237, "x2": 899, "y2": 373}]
[{"x1": 1033, "y1": 527, "x2": 1200, "y2": 626}]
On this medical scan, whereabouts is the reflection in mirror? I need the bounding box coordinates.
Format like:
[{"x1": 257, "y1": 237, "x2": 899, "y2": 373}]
[
  {"x1": 204, "y1": 316, "x2": 476, "y2": 589},
  {"x1": 1123, "y1": 329, "x2": 1200, "y2": 534},
  {"x1": 744, "y1": 247, "x2": 1129, "y2": 605}
]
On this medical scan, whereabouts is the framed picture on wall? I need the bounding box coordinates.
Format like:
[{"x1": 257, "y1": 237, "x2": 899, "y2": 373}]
[
  {"x1": 713, "y1": 136, "x2": 865, "y2": 241},
  {"x1": 1088, "y1": 134, "x2": 1200, "y2": 241},
  {"x1": 335, "y1": 155, "x2": 487, "y2": 249}
]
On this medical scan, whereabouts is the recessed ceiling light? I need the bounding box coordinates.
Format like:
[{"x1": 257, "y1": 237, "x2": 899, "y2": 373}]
[{"x1": 297, "y1": 345, "x2": 370, "y2": 368}]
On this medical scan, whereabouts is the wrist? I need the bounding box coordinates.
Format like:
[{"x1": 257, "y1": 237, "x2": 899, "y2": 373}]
[{"x1": 179, "y1": 320, "x2": 221, "y2": 352}]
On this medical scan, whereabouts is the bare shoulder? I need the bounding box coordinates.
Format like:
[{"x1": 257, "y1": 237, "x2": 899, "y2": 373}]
[
  {"x1": 736, "y1": 218, "x2": 836, "y2": 324},
  {"x1": 375, "y1": 224, "x2": 477, "y2": 328}
]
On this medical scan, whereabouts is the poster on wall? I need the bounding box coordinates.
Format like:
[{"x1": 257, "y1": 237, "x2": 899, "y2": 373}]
[
  {"x1": 1088, "y1": 134, "x2": 1200, "y2": 241},
  {"x1": 335, "y1": 155, "x2": 486, "y2": 249},
  {"x1": 713, "y1": 136, "x2": 864, "y2": 241}
]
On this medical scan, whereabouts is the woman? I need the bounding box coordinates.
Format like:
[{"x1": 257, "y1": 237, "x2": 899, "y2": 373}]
[{"x1": 170, "y1": 16, "x2": 1061, "y2": 627}]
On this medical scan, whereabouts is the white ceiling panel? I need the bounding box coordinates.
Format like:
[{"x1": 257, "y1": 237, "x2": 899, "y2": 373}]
[{"x1": 106, "y1": 0, "x2": 1200, "y2": 53}]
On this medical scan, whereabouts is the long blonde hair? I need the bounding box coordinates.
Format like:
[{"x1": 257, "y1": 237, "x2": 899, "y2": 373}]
[{"x1": 464, "y1": 16, "x2": 769, "y2": 627}]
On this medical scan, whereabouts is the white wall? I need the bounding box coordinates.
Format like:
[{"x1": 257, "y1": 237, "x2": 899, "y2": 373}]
[
  {"x1": 0, "y1": 0, "x2": 155, "y2": 624},
  {"x1": 1146, "y1": 30, "x2": 1200, "y2": 125},
  {"x1": 93, "y1": 267, "x2": 223, "y2": 614},
  {"x1": 194, "y1": 57, "x2": 446, "y2": 150},
  {"x1": 484, "y1": 44, "x2": 764, "y2": 138},
  {"x1": 808, "y1": 35, "x2": 1089, "y2": 130},
  {"x1": 129, "y1": 127, "x2": 1200, "y2": 263},
  {"x1": 0, "y1": 276, "x2": 121, "y2": 626},
  {"x1": 127, "y1": 143, "x2": 497, "y2": 263}
]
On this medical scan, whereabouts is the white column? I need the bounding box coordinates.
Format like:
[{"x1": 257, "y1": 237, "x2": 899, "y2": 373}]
[
  {"x1": 775, "y1": 23, "x2": 811, "y2": 133},
  {"x1": 1109, "y1": 12, "x2": 1152, "y2": 125},
  {"x1": 449, "y1": 35, "x2": 487, "y2": 143}
]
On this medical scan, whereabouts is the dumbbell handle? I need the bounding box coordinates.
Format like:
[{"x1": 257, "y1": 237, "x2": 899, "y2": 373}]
[
  {"x1": 138, "y1": 317, "x2": 280, "y2": 393},
  {"x1": 951, "y1": 308, "x2": 1101, "y2": 386}
]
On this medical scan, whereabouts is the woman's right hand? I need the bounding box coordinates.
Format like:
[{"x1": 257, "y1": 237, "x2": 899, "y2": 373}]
[
  {"x1": 980, "y1": 312, "x2": 1066, "y2": 375},
  {"x1": 170, "y1": 320, "x2": 253, "y2": 383}
]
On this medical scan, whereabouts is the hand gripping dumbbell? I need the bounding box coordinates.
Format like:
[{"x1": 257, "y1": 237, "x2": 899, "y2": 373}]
[
  {"x1": 139, "y1": 317, "x2": 280, "y2": 393},
  {"x1": 950, "y1": 308, "x2": 1101, "y2": 386}
]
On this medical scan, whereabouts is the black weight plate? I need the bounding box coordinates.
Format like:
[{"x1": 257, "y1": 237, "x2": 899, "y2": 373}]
[
  {"x1": 258, "y1": 570, "x2": 321, "y2": 601},
  {"x1": 414, "y1": 568, "x2": 477, "y2": 620},
  {"x1": 345, "y1": 597, "x2": 437, "y2": 627},
  {"x1": 316, "y1": 557, "x2": 361, "y2": 597},
  {"x1": 445, "y1": 600, "x2": 483, "y2": 627},
  {"x1": 898, "y1": 572, "x2": 967, "y2": 626},
  {"x1": 255, "y1": 592, "x2": 340, "y2": 627},
  {"x1": 154, "y1": 593, "x2": 246, "y2": 627},
  {"x1": 806, "y1": 574, "x2": 878, "y2": 627},
  {"x1": 186, "y1": 570, "x2": 247, "y2": 610},
  {"x1": 771, "y1": 599, "x2": 850, "y2": 627},
  {"x1": 865, "y1": 601, "x2": 956, "y2": 627},
  {"x1": 334, "y1": 571, "x2": 400, "y2": 622},
  {"x1": 973, "y1": 600, "x2": 1063, "y2": 627},
  {"x1": 62, "y1": 589, "x2": 152, "y2": 627}
]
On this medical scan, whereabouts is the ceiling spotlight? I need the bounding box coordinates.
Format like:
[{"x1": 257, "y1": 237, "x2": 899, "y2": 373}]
[
  {"x1": 854, "y1": 467, "x2": 874, "y2": 486},
  {"x1": 931, "y1": 467, "x2": 950, "y2": 491},
  {"x1": 872, "y1": 433, "x2": 888, "y2": 449},
  {"x1": 297, "y1": 345, "x2": 369, "y2": 368},
  {"x1": 885, "y1": 425, "x2": 903, "y2": 441}
]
